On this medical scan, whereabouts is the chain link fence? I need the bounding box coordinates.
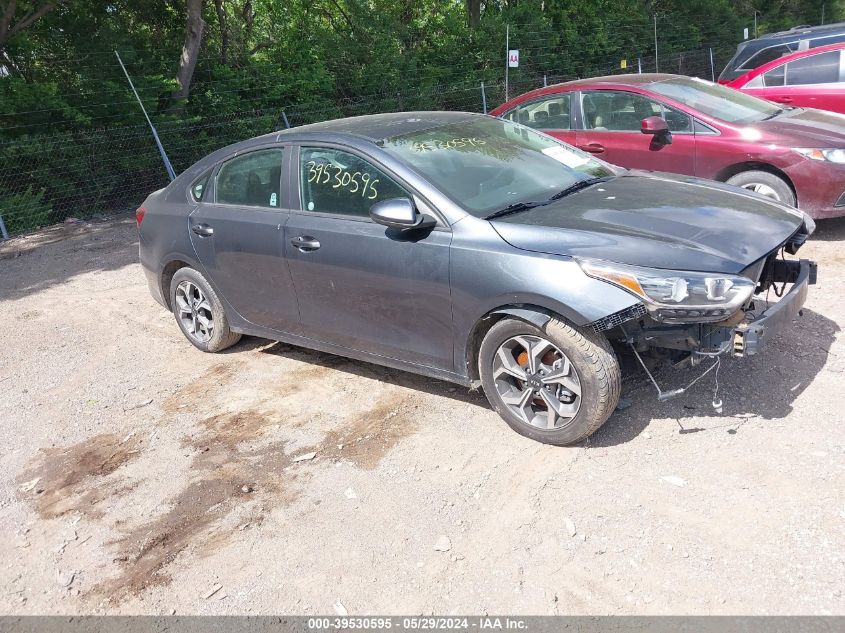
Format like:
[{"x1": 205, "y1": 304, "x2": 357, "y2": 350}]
[{"x1": 0, "y1": 43, "x2": 734, "y2": 239}]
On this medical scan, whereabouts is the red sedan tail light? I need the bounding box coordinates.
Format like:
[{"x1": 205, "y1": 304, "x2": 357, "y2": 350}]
[{"x1": 135, "y1": 207, "x2": 146, "y2": 227}]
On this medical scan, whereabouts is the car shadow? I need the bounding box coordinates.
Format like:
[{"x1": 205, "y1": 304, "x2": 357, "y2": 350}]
[
  {"x1": 0, "y1": 215, "x2": 138, "y2": 303},
  {"x1": 589, "y1": 307, "x2": 839, "y2": 447},
  {"x1": 242, "y1": 305, "x2": 837, "y2": 448},
  {"x1": 256, "y1": 340, "x2": 491, "y2": 408},
  {"x1": 809, "y1": 216, "x2": 845, "y2": 241}
]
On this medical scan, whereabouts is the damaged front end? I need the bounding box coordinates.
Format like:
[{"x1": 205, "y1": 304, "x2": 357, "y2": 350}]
[{"x1": 586, "y1": 221, "x2": 818, "y2": 371}]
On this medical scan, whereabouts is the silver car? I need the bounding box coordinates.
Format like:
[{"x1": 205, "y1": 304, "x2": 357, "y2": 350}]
[{"x1": 138, "y1": 112, "x2": 816, "y2": 445}]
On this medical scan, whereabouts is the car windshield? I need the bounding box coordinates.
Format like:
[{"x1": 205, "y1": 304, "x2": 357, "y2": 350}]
[
  {"x1": 381, "y1": 117, "x2": 616, "y2": 218},
  {"x1": 648, "y1": 76, "x2": 783, "y2": 123}
]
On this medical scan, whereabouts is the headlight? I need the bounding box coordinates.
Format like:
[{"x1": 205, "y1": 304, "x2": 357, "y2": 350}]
[
  {"x1": 794, "y1": 148, "x2": 845, "y2": 164},
  {"x1": 579, "y1": 260, "x2": 756, "y2": 323}
]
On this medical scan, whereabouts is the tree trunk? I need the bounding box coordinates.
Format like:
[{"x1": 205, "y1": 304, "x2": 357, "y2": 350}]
[
  {"x1": 213, "y1": 0, "x2": 227, "y2": 65},
  {"x1": 0, "y1": 1, "x2": 58, "y2": 51},
  {"x1": 467, "y1": 0, "x2": 480, "y2": 28},
  {"x1": 171, "y1": 0, "x2": 206, "y2": 107}
]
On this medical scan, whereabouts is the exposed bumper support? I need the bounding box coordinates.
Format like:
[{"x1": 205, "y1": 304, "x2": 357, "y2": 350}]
[{"x1": 733, "y1": 259, "x2": 816, "y2": 357}]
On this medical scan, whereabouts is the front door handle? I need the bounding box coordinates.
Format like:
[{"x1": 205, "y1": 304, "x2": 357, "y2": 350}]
[
  {"x1": 577, "y1": 143, "x2": 606, "y2": 154},
  {"x1": 191, "y1": 223, "x2": 214, "y2": 237},
  {"x1": 290, "y1": 235, "x2": 321, "y2": 251},
  {"x1": 773, "y1": 96, "x2": 793, "y2": 104}
]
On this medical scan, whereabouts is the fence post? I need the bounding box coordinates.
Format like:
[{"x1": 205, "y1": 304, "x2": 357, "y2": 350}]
[
  {"x1": 0, "y1": 214, "x2": 8, "y2": 240},
  {"x1": 276, "y1": 110, "x2": 291, "y2": 131},
  {"x1": 480, "y1": 81, "x2": 488, "y2": 114},
  {"x1": 709, "y1": 47, "x2": 715, "y2": 81},
  {"x1": 653, "y1": 14, "x2": 659, "y2": 73},
  {"x1": 114, "y1": 51, "x2": 176, "y2": 182},
  {"x1": 638, "y1": 57, "x2": 642, "y2": 73},
  {"x1": 504, "y1": 24, "x2": 510, "y2": 102},
  {"x1": 543, "y1": 74, "x2": 547, "y2": 87}
]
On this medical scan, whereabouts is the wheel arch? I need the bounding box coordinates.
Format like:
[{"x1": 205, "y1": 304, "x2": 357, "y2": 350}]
[
  {"x1": 464, "y1": 304, "x2": 561, "y2": 385},
  {"x1": 714, "y1": 161, "x2": 798, "y2": 204},
  {"x1": 160, "y1": 259, "x2": 193, "y2": 311}
]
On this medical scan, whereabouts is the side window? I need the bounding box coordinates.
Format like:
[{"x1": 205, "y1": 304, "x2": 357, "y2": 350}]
[
  {"x1": 503, "y1": 94, "x2": 571, "y2": 130},
  {"x1": 739, "y1": 44, "x2": 796, "y2": 71},
  {"x1": 786, "y1": 51, "x2": 841, "y2": 85},
  {"x1": 216, "y1": 149, "x2": 283, "y2": 208},
  {"x1": 658, "y1": 103, "x2": 692, "y2": 133},
  {"x1": 299, "y1": 148, "x2": 408, "y2": 218},
  {"x1": 582, "y1": 91, "x2": 661, "y2": 132},
  {"x1": 191, "y1": 170, "x2": 211, "y2": 202},
  {"x1": 763, "y1": 64, "x2": 786, "y2": 86}
]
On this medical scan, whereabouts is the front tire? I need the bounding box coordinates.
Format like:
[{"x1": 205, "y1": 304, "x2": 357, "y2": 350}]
[
  {"x1": 726, "y1": 170, "x2": 796, "y2": 206},
  {"x1": 479, "y1": 317, "x2": 620, "y2": 446},
  {"x1": 170, "y1": 267, "x2": 241, "y2": 353}
]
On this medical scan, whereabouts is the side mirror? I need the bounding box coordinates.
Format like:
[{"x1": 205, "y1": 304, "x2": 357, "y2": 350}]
[
  {"x1": 370, "y1": 197, "x2": 435, "y2": 230},
  {"x1": 641, "y1": 116, "x2": 672, "y2": 144}
]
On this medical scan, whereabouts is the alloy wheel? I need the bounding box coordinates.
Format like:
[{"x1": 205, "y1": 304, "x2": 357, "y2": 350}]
[
  {"x1": 741, "y1": 182, "x2": 780, "y2": 200},
  {"x1": 492, "y1": 334, "x2": 582, "y2": 430},
  {"x1": 175, "y1": 280, "x2": 214, "y2": 344}
]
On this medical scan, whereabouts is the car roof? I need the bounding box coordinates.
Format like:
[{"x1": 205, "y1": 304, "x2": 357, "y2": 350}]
[
  {"x1": 493, "y1": 74, "x2": 681, "y2": 109},
  {"x1": 276, "y1": 111, "x2": 483, "y2": 142},
  {"x1": 757, "y1": 21, "x2": 845, "y2": 41}
]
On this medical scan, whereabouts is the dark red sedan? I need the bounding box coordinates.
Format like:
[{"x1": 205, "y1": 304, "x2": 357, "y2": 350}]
[
  {"x1": 491, "y1": 73, "x2": 845, "y2": 219},
  {"x1": 726, "y1": 42, "x2": 845, "y2": 115}
]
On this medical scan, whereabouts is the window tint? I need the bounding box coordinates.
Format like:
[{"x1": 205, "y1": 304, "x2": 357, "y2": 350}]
[
  {"x1": 739, "y1": 44, "x2": 796, "y2": 71},
  {"x1": 763, "y1": 64, "x2": 786, "y2": 86},
  {"x1": 191, "y1": 171, "x2": 211, "y2": 202},
  {"x1": 786, "y1": 50, "x2": 841, "y2": 85},
  {"x1": 299, "y1": 148, "x2": 408, "y2": 218},
  {"x1": 503, "y1": 94, "x2": 571, "y2": 130},
  {"x1": 581, "y1": 91, "x2": 691, "y2": 133},
  {"x1": 216, "y1": 149, "x2": 283, "y2": 208}
]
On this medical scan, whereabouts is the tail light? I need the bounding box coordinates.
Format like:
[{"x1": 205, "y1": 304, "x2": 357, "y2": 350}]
[{"x1": 135, "y1": 207, "x2": 146, "y2": 227}]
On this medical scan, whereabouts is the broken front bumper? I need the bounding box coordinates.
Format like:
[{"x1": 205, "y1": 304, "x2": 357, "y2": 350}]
[{"x1": 733, "y1": 259, "x2": 817, "y2": 356}]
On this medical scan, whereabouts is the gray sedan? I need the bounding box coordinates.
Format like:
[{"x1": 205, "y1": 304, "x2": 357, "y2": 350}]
[{"x1": 138, "y1": 112, "x2": 816, "y2": 445}]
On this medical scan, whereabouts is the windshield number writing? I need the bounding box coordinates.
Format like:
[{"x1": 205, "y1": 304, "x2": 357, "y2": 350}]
[{"x1": 412, "y1": 137, "x2": 486, "y2": 153}]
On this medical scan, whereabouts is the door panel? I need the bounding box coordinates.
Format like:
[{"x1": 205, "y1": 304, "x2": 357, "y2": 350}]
[
  {"x1": 189, "y1": 148, "x2": 301, "y2": 333},
  {"x1": 287, "y1": 145, "x2": 453, "y2": 369},
  {"x1": 576, "y1": 90, "x2": 696, "y2": 175},
  {"x1": 285, "y1": 215, "x2": 453, "y2": 368}
]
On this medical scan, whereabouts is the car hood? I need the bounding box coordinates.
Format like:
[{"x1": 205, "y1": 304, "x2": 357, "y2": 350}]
[
  {"x1": 489, "y1": 173, "x2": 807, "y2": 274},
  {"x1": 755, "y1": 106, "x2": 845, "y2": 145}
]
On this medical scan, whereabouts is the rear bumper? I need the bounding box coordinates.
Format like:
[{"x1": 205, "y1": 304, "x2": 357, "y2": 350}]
[
  {"x1": 733, "y1": 259, "x2": 816, "y2": 356},
  {"x1": 142, "y1": 262, "x2": 167, "y2": 308}
]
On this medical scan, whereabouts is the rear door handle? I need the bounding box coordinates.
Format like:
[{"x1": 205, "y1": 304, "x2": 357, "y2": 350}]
[
  {"x1": 290, "y1": 235, "x2": 321, "y2": 251},
  {"x1": 191, "y1": 223, "x2": 214, "y2": 237},
  {"x1": 577, "y1": 143, "x2": 606, "y2": 154}
]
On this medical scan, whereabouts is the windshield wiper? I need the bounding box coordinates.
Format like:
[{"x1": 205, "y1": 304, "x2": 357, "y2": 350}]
[
  {"x1": 548, "y1": 176, "x2": 612, "y2": 201},
  {"x1": 761, "y1": 108, "x2": 784, "y2": 121},
  {"x1": 483, "y1": 200, "x2": 551, "y2": 221},
  {"x1": 483, "y1": 177, "x2": 613, "y2": 221}
]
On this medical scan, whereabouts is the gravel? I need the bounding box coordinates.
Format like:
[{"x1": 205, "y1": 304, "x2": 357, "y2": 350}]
[{"x1": 0, "y1": 215, "x2": 843, "y2": 615}]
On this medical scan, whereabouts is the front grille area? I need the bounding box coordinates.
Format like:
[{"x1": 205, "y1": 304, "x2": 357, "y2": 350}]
[{"x1": 591, "y1": 303, "x2": 647, "y2": 333}]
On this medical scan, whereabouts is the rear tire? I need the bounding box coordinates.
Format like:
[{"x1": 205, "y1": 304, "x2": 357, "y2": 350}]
[
  {"x1": 478, "y1": 317, "x2": 620, "y2": 446},
  {"x1": 169, "y1": 268, "x2": 241, "y2": 353},
  {"x1": 726, "y1": 170, "x2": 796, "y2": 206}
]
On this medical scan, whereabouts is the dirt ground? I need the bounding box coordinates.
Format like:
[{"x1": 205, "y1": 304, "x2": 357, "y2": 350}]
[{"x1": 0, "y1": 215, "x2": 843, "y2": 615}]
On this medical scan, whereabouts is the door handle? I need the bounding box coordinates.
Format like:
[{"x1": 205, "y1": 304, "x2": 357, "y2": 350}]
[
  {"x1": 577, "y1": 143, "x2": 606, "y2": 154},
  {"x1": 773, "y1": 96, "x2": 793, "y2": 103},
  {"x1": 191, "y1": 223, "x2": 214, "y2": 237},
  {"x1": 290, "y1": 235, "x2": 321, "y2": 251}
]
